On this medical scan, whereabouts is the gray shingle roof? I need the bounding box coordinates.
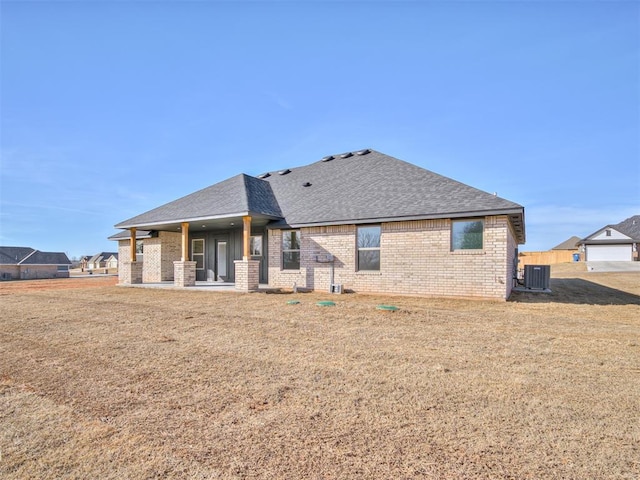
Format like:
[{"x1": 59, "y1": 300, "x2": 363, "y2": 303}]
[
  {"x1": 551, "y1": 236, "x2": 581, "y2": 250},
  {"x1": 615, "y1": 215, "x2": 640, "y2": 240},
  {"x1": 579, "y1": 214, "x2": 640, "y2": 244},
  {"x1": 114, "y1": 149, "x2": 525, "y2": 242},
  {"x1": 108, "y1": 230, "x2": 153, "y2": 241},
  {"x1": 263, "y1": 150, "x2": 523, "y2": 226},
  {"x1": 0, "y1": 246, "x2": 70, "y2": 265},
  {"x1": 115, "y1": 174, "x2": 281, "y2": 228},
  {"x1": 21, "y1": 251, "x2": 71, "y2": 265},
  {"x1": 88, "y1": 252, "x2": 118, "y2": 264}
]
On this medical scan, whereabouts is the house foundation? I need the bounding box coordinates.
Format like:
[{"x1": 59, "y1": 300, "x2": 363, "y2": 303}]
[
  {"x1": 234, "y1": 259, "x2": 259, "y2": 292},
  {"x1": 173, "y1": 261, "x2": 197, "y2": 287}
]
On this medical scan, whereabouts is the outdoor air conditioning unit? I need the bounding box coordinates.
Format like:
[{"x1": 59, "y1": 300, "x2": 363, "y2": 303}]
[{"x1": 524, "y1": 265, "x2": 550, "y2": 290}]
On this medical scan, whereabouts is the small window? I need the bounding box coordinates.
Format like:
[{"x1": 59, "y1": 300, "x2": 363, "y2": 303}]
[
  {"x1": 250, "y1": 235, "x2": 263, "y2": 257},
  {"x1": 282, "y1": 230, "x2": 300, "y2": 270},
  {"x1": 135, "y1": 240, "x2": 144, "y2": 254},
  {"x1": 357, "y1": 225, "x2": 381, "y2": 271},
  {"x1": 452, "y1": 220, "x2": 484, "y2": 250},
  {"x1": 57, "y1": 265, "x2": 69, "y2": 271},
  {"x1": 606, "y1": 229, "x2": 612, "y2": 237},
  {"x1": 192, "y1": 238, "x2": 204, "y2": 270}
]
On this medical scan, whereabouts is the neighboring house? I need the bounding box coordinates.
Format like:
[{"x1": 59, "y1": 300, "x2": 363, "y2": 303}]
[
  {"x1": 87, "y1": 252, "x2": 119, "y2": 270},
  {"x1": 78, "y1": 256, "x2": 91, "y2": 271},
  {"x1": 0, "y1": 246, "x2": 71, "y2": 280},
  {"x1": 112, "y1": 149, "x2": 526, "y2": 300},
  {"x1": 551, "y1": 236, "x2": 581, "y2": 252},
  {"x1": 579, "y1": 215, "x2": 640, "y2": 262}
]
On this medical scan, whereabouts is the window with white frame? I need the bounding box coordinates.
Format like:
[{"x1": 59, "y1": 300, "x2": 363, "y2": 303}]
[
  {"x1": 451, "y1": 219, "x2": 484, "y2": 250},
  {"x1": 282, "y1": 230, "x2": 300, "y2": 270},
  {"x1": 357, "y1": 225, "x2": 381, "y2": 271},
  {"x1": 192, "y1": 238, "x2": 204, "y2": 270},
  {"x1": 250, "y1": 235, "x2": 263, "y2": 257},
  {"x1": 135, "y1": 239, "x2": 144, "y2": 261}
]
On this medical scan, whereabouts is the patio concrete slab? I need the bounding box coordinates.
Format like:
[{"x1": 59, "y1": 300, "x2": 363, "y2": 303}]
[{"x1": 118, "y1": 281, "x2": 275, "y2": 292}]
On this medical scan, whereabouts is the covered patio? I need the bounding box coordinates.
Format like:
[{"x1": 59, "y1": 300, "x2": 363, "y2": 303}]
[{"x1": 112, "y1": 173, "x2": 284, "y2": 292}]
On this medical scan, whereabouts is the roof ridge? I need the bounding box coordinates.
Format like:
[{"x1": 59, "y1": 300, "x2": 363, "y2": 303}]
[{"x1": 17, "y1": 248, "x2": 38, "y2": 265}]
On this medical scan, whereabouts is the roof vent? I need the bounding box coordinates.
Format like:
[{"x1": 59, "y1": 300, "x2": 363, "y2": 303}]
[
  {"x1": 302, "y1": 182, "x2": 312, "y2": 187},
  {"x1": 321, "y1": 155, "x2": 334, "y2": 162},
  {"x1": 356, "y1": 149, "x2": 371, "y2": 155},
  {"x1": 340, "y1": 152, "x2": 353, "y2": 159},
  {"x1": 278, "y1": 169, "x2": 291, "y2": 175},
  {"x1": 257, "y1": 172, "x2": 271, "y2": 179}
]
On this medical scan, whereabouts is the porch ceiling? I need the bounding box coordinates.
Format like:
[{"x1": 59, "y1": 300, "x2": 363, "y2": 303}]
[{"x1": 121, "y1": 212, "x2": 278, "y2": 233}]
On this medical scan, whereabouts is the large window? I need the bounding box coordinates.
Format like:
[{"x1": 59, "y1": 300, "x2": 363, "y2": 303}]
[
  {"x1": 192, "y1": 238, "x2": 205, "y2": 270},
  {"x1": 282, "y1": 230, "x2": 300, "y2": 270},
  {"x1": 452, "y1": 219, "x2": 484, "y2": 250},
  {"x1": 357, "y1": 225, "x2": 381, "y2": 271}
]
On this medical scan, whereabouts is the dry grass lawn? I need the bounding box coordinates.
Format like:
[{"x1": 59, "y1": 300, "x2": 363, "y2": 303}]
[{"x1": 1, "y1": 264, "x2": 639, "y2": 479}]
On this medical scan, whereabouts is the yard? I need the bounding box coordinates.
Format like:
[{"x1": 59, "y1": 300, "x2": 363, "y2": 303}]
[{"x1": 1, "y1": 264, "x2": 639, "y2": 479}]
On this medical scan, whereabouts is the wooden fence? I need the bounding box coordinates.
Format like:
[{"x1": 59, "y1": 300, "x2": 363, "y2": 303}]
[{"x1": 518, "y1": 250, "x2": 580, "y2": 266}]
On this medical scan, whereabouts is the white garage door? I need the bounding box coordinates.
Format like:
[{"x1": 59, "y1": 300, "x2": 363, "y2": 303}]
[{"x1": 586, "y1": 245, "x2": 632, "y2": 261}]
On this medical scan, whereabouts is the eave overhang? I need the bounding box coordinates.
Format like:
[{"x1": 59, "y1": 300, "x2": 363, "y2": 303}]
[
  {"x1": 578, "y1": 239, "x2": 639, "y2": 245},
  {"x1": 114, "y1": 211, "x2": 283, "y2": 232},
  {"x1": 267, "y1": 207, "x2": 526, "y2": 244}
]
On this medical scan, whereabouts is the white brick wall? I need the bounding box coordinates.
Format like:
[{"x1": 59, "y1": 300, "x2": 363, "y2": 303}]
[{"x1": 268, "y1": 216, "x2": 516, "y2": 300}]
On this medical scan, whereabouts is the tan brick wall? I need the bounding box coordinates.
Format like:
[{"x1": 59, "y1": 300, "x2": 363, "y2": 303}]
[
  {"x1": 173, "y1": 261, "x2": 196, "y2": 287},
  {"x1": 234, "y1": 259, "x2": 260, "y2": 292},
  {"x1": 119, "y1": 232, "x2": 181, "y2": 283},
  {"x1": 0, "y1": 265, "x2": 63, "y2": 280},
  {"x1": 117, "y1": 240, "x2": 131, "y2": 284},
  {"x1": 142, "y1": 231, "x2": 181, "y2": 282},
  {"x1": 120, "y1": 261, "x2": 142, "y2": 284},
  {"x1": 268, "y1": 216, "x2": 515, "y2": 300}
]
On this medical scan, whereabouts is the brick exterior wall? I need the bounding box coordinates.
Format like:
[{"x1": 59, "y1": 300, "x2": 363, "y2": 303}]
[
  {"x1": 118, "y1": 232, "x2": 182, "y2": 283},
  {"x1": 120, "y1": 261, "x2": 142, "y2": 284},
  {"x1": 268, "y1": 216, "x2": 517, "y2": 300},
  {"x1": 118, "y1": 239, "x2": 132, "y2": 284},
  {"x1": 234, "y1": 259, "x2": 260, "y2": 292},
  {"x1": 142, "y1": 231, "x2": 182, "y2": 282},
  {"x1": 0, "y1": 265, "x2": 66, "y2": 280},
  {"x1": 173, "y1": 261, "x2": 196, "y2": 287}
]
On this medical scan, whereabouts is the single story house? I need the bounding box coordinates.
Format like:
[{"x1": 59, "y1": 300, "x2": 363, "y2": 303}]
[
  {"x1": 0, "y1": 246, "x2": 71, "y2": 280},
  {"x1": 77, "y1": 256, "x2": 91, "y2": 270},
  {"x1": 551, "y1": 236, "x2": 581, "y2": 252},
  {"x1": 578, "y1": 215, "x2": 640, "y2": 262},
  {"x1": 87, "y1": 252, "x2": 119, "y2": 270},
  {"x1": 112, "y1": 149, "x2": 525, "y2": 300}
]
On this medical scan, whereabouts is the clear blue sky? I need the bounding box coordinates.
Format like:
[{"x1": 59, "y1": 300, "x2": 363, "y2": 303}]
[{"x1": 1, "y1": 1, "x2": 638, "y2": 259}]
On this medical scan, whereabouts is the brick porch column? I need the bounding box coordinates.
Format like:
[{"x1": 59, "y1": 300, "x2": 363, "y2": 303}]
[
  {"x1": 174, "y1": 261, "x2": 196, "y2": 287},
  {"x1": 121, "y1": 261, "x2": 142, "y2": 284},
  {"x1": 234, "y1": 259, "x2": 259, "y2": 292}
]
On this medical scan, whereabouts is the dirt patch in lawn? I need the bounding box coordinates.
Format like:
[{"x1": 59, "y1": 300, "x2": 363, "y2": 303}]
[
  {"x1": 0, "y1": 275, "x2": 117, "y2": 292},
  {"x1": 1, "y1": 265, "x2": 639, "y2": 479}
]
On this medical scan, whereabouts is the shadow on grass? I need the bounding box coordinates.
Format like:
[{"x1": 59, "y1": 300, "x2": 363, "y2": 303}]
[{"x1": 510, "y1": 278, "x2": 640, "y2": 306}]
